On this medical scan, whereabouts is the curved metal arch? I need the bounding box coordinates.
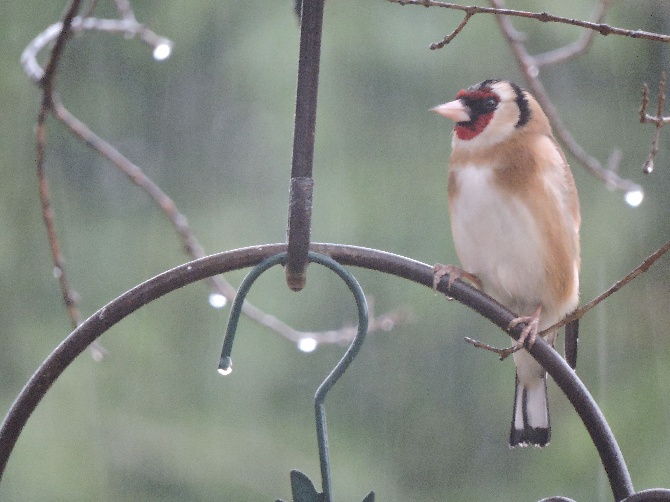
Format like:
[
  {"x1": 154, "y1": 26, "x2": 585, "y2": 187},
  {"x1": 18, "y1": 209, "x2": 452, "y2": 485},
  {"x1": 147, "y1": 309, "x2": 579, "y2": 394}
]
[{"x1": 0, "y1": 242, "x2": 633, "y2": 500}]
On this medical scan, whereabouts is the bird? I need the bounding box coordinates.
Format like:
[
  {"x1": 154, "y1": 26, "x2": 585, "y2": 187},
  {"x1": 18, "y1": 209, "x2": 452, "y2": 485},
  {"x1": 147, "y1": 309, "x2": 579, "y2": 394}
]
[{"x1": 432, "y1": 79, "x2": 580, "y2": 447}]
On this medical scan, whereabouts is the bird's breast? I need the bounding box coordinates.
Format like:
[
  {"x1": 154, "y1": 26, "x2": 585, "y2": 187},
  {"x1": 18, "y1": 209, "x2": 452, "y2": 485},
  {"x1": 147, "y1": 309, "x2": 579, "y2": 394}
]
[{"x1": 448, "y1": 163, "x2": 574, "y2": 324}]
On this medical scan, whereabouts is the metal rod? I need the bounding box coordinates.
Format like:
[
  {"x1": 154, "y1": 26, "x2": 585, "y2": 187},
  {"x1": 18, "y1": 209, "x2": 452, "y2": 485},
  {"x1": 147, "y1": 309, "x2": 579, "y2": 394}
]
[
  {"x1": 285, "y1": 0, "x2": 325, "y2": 291},
  {"x1": 0, "y1": 242, "x2": 634, "y2": 500}
]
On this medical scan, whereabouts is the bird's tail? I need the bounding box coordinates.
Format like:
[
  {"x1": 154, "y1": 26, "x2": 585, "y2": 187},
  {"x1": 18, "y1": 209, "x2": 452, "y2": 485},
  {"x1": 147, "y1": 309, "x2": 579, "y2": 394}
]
[{"x1": 509, "y1": 372, "x2": 550, "y2": 447}]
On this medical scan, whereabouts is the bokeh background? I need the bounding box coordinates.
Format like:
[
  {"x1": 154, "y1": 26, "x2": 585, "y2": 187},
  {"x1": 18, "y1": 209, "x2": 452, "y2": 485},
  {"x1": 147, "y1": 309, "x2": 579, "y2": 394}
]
[{"x1": 2, "y1": 1, "x2": 670, "y2": 500}]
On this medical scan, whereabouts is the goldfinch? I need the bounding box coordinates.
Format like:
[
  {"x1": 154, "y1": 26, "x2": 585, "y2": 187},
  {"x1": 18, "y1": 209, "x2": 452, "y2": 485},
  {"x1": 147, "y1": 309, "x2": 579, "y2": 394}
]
[{"x1": 432, "y1": 79, "x2": 580, "y2": 447}]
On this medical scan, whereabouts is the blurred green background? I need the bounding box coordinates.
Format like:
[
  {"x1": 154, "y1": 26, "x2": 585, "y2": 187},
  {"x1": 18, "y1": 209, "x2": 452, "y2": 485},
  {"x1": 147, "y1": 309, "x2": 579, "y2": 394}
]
[{"x1": 1, "y1": 0, "x2": 670, "y2": 500}]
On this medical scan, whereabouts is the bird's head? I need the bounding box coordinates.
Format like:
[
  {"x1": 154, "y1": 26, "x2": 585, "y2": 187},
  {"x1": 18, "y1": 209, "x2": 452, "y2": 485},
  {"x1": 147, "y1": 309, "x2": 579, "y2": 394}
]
[{"x1": 433, "y1": 80, "x2": 535, "y2": 149}]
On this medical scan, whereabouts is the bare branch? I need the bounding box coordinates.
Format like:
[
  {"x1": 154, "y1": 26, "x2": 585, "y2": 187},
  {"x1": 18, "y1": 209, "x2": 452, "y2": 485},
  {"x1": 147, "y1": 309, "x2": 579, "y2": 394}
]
[
  {"x1": 533, "y1": 0, "x2": 612, "y2": 66},
  {"x1": 389, "y1": 0, "x2": 670, "y2": 43},
  {"x1": 36, "y1": 114, "x2": 81, "y2": 330},
  {"x1": 464, "y1": 336, "x2": 518, "y2": 360},
  {"x1": 21, "y1": 16, "x2": 173, "y2": 83},
  {"x1": 639, "y1": 72, "x2": 670, "y2": 174},
  {"x1": 392, "y1": 0, "x2": 644, "y2": 196},
  {"x1": 489, "y1": 0, "x2": 642, "y2": 196},
  {"x1": 113, "y1": 0, "x2": 136, "y2": 21},
  {"x1": 33, "y1": 0, "x2": 106, "y2": 360},
  {"x1": 640, "y1": 83, "x2": 650, "y2": 122},
  {"x1": 542, "y1": 239, "x2": 670, "y2": 335},
  {"x1": 39, "y1": 0, "x2": 82, "y2": 96},
  {"x1": 24, "y1": 5, "x2": 409, "y2": 351},
  {"x1": 430, "y1": 10, "x2": 475, "y2": 49},
  {"x1": 52, "y1": 98, "x2": 410, "y2": 346}
]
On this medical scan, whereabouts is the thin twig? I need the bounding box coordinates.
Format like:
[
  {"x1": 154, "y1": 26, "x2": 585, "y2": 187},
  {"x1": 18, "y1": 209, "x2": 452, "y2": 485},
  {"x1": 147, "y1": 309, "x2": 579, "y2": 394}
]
[
  {"x1": 541, "y1": 239, "x2": 670, "y2": 336},
  {"x1": 533, "y1": 0, "x2": 612, "y2": 67},
  {"x1": 464, "y1": 336, "x2": 518, "y2": 360},
  {"x1": 640, "y1": 72, "x2": 670, "y2": 174},
  {"x1": 390, "y1": 0, "x2": 670, "y2": 43},
  {"x1": 640, "y1": 83, "x2": 650, "y2": 122},
  {"x1": 430, "y1": 10, "x2": 475, "y2": 49},
  {"x1": 39, "y1": 0, "x2": 81, "y2": 96},
  {"x1": 21, "y1": 16, "x2": 172, "y2": 83},
  {"x1": 34, "y1": 0, "x2": 107, "y2": 360},
  {"x1": 113, "y1": 0, "x2": 136, "y2": 21}
]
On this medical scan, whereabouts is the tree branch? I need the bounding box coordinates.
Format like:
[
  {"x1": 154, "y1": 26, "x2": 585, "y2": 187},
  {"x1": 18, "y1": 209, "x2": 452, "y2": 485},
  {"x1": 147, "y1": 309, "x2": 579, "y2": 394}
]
[
  {"x1": 639, "y1": 72, "x2": 670, "y2": 174},
  {"x1": 389, "y1": 0, "x2": 670, "y2": 43},
  {"x1": 23, "y1": 4, "x2": 408, "y2": 352},
  {"x1": 390, "y1": 0, "x2": 652, "y2": 198},
  {"x1": 430, "y1": 9, "x2": 475, "y2": 49},
  {"x1": 541, "y1": 239, "x2": 670, "y2": 336},
  {"x1": 532, "y1": 0, "x2": 612, "y2": 67},
  {"x1": 489, "y1": 0, "x2": 642, "y2": 197}
]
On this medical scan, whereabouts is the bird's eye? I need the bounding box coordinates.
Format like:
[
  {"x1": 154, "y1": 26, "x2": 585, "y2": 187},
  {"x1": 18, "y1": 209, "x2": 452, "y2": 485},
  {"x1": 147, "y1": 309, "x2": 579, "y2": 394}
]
[{"x1": 482, "y1": 97, "x2": 498, "y2": 111}]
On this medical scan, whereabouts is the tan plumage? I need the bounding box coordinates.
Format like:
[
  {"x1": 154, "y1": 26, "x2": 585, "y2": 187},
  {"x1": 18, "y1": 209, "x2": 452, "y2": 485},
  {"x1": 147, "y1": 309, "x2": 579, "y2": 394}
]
[{"x1": 433, "y1": 80, "x2": 580, "y2": 447}]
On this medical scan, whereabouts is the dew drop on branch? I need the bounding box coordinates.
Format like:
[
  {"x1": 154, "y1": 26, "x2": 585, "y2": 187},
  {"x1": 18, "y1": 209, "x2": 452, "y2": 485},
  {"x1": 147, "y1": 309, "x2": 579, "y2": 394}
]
[
  {"x1": 218, "y1": 356, "x2": 233, "y2": 375},
  {"x1": 297, "y1": 337, "x2": 318, "y2": 353},
  {"x1": 152, "y1": 42, "x2": 172, "y2": 61},
  {"x1": 624, "y1": 189, "x2": 644, "y2": 207},
  {"x1": 208, "y1": 293, "x2": 227, "y2": 309}
]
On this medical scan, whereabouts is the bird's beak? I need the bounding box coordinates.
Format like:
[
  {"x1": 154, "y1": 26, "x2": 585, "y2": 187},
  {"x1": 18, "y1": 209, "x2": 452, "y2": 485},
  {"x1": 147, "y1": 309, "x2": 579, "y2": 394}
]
[{"x1": 431, "y1": 99, "x2": 471, "y2": 123}]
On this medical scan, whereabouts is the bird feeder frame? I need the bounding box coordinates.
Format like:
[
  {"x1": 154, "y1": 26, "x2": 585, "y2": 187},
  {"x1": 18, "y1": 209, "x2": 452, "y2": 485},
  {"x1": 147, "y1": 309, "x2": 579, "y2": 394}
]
[{"x1": 2, "y1": 1, "x2": 670, "y2": 501}]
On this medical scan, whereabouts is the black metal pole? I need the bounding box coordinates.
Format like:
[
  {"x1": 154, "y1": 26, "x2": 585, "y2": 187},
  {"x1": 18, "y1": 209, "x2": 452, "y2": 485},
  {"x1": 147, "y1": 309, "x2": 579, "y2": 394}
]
[{"x1": 286, "y1": 0, "x2": 325, "y2": 291}]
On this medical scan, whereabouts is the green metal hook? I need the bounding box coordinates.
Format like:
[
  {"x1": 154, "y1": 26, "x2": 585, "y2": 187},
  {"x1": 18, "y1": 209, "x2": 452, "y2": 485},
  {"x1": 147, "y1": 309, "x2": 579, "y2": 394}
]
[{"x1": 219, "y1": 251, "x2": 373, "y2": 502}]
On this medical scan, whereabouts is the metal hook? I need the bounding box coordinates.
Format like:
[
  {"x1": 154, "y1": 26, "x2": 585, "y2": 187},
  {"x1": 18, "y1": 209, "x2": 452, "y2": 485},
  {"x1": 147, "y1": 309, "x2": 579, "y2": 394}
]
[{"x1": 219, "y1": 251, "x2": 373, "y2": 502}]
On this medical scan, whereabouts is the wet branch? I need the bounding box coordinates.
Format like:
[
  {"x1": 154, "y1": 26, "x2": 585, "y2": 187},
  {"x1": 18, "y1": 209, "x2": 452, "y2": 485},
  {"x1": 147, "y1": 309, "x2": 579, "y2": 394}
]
[
  {"x1": 639, "y1": 72, "x2": 670, "y2": 174},
  {"x1": 389, "y1": 0, "x2": 670, "y2": 43},
  {"x1": 542, "y1": 239, "x2": 670, "y2": 335},
  {"x1": 390, "y1": 0, "x2": 648, "y2": 197},
  {"x1": 489, "y1": 0, "x2": 641, "y2": 196},
  {"x1": 23, "y1": 0, "x2": 409, "y2": 353}
]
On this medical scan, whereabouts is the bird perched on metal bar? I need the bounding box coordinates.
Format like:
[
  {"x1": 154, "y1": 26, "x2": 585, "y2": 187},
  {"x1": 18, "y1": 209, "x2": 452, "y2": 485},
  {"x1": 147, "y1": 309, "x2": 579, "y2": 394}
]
[{"x1": 432, "y1": 79, "x2": 581, "y2": 447}]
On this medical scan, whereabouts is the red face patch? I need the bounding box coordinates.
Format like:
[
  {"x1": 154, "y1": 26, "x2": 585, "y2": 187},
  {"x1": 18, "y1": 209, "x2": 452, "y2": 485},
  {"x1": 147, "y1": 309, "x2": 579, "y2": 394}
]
[
  {"x1": 453, "y1": 87, "x2": 498, "y2": 140},
  {"x1": 454, "y1": 112, "x2": 494, "y2": 140}
]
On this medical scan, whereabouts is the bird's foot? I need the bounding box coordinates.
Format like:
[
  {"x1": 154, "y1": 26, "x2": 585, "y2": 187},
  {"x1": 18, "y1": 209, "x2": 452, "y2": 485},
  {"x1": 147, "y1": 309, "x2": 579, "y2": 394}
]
[
  {"x1": 508, "y1": 305, "x2": 542, "y2": 349},
  {"x1": 464, "y1": 337, "x2": 521, "y2": 361},
  {"x1": 432, "y1": 264, "x2": 481, "y2": 299}
]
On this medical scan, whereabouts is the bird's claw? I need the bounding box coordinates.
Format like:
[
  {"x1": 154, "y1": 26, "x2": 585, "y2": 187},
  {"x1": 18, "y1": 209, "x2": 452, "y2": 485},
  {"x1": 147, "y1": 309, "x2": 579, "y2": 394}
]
[
  {"x1": 432, "y1": 264, "x2": 481, "y2": 297},
  {"x1": 507, "y1": 305, "x2": 542, "y2": 349}
]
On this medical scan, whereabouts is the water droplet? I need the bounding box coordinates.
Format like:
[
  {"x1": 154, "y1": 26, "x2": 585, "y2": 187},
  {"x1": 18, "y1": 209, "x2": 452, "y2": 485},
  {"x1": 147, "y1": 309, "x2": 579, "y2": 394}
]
[
  {"x1": 297, "y1": 337, "x2": 317, "y2": 353},
  {"x1": 186, "y1": 265, "x2": 192, "y2": 271},
  {"x1": 624, "y1": 189, "x2": 644, "y2": 207},
  {"x1": 218, "y1": 355, "x2": 233, "y2": 375},
  {"x1": 208, "y1": 293, "x2": 227, "y2": 309},
  {"x1": 643, "y1": 160, "x2": 654, "y2": 174},
  {"x1": 528, "y1": 65, "x2": 539, "y2": 78},
  {"x1": 53, "y1": 266, "x2": 62, "y2": 279},
  {"x1": 90, "y1": 347, "x2": 105, "y2": 362},
  {"x1": 152, "y1": 41, "x2": 172, "y2": 61}
]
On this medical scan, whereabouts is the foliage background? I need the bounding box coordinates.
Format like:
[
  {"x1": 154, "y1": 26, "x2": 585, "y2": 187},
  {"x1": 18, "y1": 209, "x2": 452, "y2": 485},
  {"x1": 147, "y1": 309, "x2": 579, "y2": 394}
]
[{"x1": 1, "y1": 0, "x2": 669, "y2": 500}]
